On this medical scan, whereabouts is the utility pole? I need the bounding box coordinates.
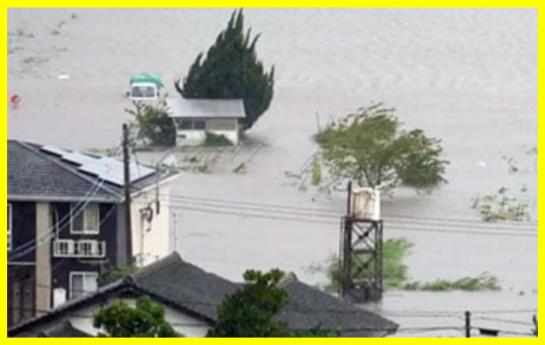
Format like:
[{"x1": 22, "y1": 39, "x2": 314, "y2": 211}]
[
  {"x1": 465, "y1": 311, "x2": 471, "y2": 338},
  {"x1": 123, "y1": 124, "x2": 133, "y2": 265}
]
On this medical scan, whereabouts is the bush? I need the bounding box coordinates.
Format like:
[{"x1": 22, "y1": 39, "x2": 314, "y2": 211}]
[
  {"x1": 126, "y1": 99, "x2": 176, "y2": 147},
  {"x1": 203, "y1": 131, "x2": 233, "y2": 147}
]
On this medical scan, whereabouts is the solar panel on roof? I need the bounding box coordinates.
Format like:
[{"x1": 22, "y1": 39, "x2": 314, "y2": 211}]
[
  {"x1": 41, "y1": 145, "x2": 69, "y2": 157},
  {"x1": 40, "y1": 144, "x2": 155, "y2": 186},
  {"x1": 78, "y1": 157, "x2": 155, "y2": 186},
  {"x1": 61, "y1": 152, "x2": 97, "y2": 166}
]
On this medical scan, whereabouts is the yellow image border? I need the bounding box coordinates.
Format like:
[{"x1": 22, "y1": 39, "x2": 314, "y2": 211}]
[{"x1": 1, "y1": 1, "x2": 541, "y2": 343}]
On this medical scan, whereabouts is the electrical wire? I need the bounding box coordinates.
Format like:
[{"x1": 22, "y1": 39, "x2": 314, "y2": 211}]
[
  {"x1": 160, "y1": 192, "x2": 538, "y2": 230},
  {"x1": 156, "y1": 201, "x2": 536, "y2": 238}
]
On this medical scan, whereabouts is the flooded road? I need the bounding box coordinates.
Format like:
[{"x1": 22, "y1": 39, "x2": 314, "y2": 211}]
[{"x1": 8, "y1": 8, "x2": 537, "y2": 336}]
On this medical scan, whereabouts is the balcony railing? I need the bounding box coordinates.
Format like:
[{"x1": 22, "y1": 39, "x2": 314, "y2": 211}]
[{"x1": 53, "y1": 239, "x2": 106, "y2": 258}]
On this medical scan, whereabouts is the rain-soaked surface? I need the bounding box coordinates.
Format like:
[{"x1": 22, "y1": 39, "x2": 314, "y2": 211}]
[{"x1": 8, "y1": 8, "x2": 537, "y2": 337}]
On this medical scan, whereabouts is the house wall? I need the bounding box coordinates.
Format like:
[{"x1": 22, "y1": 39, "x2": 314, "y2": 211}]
[
  {"x1": 7, "y1": 265, "x2": 35, "y2": 328},
  {"x1": 50, "y1": 203, "x2": 119, "y2": 304},
  {"x1": 35, "y1": 202, "x2": 51, "y2": 315},
  {"x1": 131, "y1": 184, "x2": 172, "y2": 267},
  {"x1": 174, "y1": 118, "x2": 240, "y2": 146},
  {"x1": 8, "y1": 201, "x2": 37, "y2": 327},
  {"x1": 8, "y1": 201, "x2": 37, "y2": 263},
  {"x1": 68, "y1": 298, "x2": 210, "y2": 337}
]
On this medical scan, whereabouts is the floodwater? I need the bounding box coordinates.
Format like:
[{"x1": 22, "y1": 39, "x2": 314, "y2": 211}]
[{"x1": 8, "y1": 8, "x2": 538, "y2": 337}]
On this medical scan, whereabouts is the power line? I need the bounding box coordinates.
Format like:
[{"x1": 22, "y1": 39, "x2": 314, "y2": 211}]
[
  {"x1": 161, "y1": 192, "x2": 538, "y2": 230},
  {"x1": 159, "y1": 196, "x2": 537, "y2": 234},
  {"x1": 158, "y1": 202, "x2": 536, "y2": 238}
]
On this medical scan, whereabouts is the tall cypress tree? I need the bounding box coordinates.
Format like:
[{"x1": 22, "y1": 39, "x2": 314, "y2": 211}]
[{"x1": 176, "y1": 9, "x2": 274, "y2": 130}]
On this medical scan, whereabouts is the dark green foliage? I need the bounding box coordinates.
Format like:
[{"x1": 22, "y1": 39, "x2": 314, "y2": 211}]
[
  {"x1": 126, "y1": 99, "x2": 176, "y2": 147},
  {"x1": 204, "y1": 131, "x2": 234, "y2": 146},
  {"x1": 324, "y1": 238, "x2": 413, "y2": 292},
  {"x1": 208, "y1": 269, "x2": 290, "y2": 337},
  {"x1": 406, "y1": 273, "x2": 500, "y2": 291},
  {"x1": 98, "y1": 264, "x2": 138, "y2": 286},
  {"x1": 315, "y1": 103, "x2": 448, "y2": 192},
  {"x1": 322, "y1": 238, "x2": 500, "y2": 293},
  {"x1": 177, "y1": 9, "x2": 274, "y2": 130},
  {"x1": 93, "y1": 297, "x2": 177, "y2": 337},
  {"x1": 208, "y1": 269, "x2": 336, "y2": 337}
]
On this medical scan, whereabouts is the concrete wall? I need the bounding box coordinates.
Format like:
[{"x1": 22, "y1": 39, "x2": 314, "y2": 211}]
[
  {"x1": 131, "y1": 183, "x2": 172, "y2": 267},
  {"x1": 35, "y1": 202, "x2": 51, "y2": 315}
]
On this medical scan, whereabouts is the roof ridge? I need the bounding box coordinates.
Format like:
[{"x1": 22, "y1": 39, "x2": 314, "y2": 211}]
[
  {"x1": 16, "y1": 141, "x2": 122, "y2": 199},
  {"x1": 132, "y1": 252, "x2": 183, "y2": 281}
]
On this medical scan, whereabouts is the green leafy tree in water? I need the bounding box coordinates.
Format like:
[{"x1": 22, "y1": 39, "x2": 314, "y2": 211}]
[
  {"x1": 208, "y1": 269, "x2": 336, "y2": 337},
  {"x1": 93, "y1": 296, "x2": 177, "y2": 337},
  {"x1": 176, "y1": 9, "x2": 274, "y2": 130},
  {"x1": 126, "y1": 99, "x2": 176, "y2": 147},
  {"x1": 314, "y1": 103, "x2": 448, "y2": 192}
]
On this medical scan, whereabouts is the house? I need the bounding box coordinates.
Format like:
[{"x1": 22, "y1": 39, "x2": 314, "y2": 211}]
[
  {"x1": 7, "y1": 140, "x2": 179, "y2": 327},
  {"x1": 167, "y1": 98, "x2": 246, "y2": 146},
  {"x1": 8, "y1": 253, "x2": 399, "y2": 337}
]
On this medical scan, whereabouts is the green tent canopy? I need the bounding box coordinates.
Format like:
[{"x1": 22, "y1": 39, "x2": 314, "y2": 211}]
[{"x1": 130, "y1": 73, "x2": 164, "y2": 88}]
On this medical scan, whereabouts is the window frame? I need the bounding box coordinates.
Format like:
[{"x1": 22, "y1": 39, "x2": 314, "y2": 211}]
[
  {"x1": 193, "y1": 119, "x2": 206, "y2": 130},
  {"x1": 8, "y1": 203, "x2": 12, "y2": 251},
  {"x1": 70, "y1": 203, "x2": 100, "y2": 235},
  {"x1": 69, "y1": 271, "x2": 98, "y2": 299}
]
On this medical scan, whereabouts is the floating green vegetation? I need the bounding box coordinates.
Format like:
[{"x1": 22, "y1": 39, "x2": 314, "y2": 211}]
[
  {"x1": 309, "y1": 238, "x2": 501, "y2": 293},
  {"x1": 311, "y1": 156, "x2": 322, "y2": 186},
  {"x1": 8, "y1": 26, "x2": 34, "y2": 38},
  {"x1": 21, "y1": 56, "x2": 49, "y2": 65},
  {"x1": 403, "y1": 272, "x2": 501, "y2": 292},
  {"x1": 309, "y1": 238, "x2": 413, "y2": 293},
  {"x1": 472, "y1": 187, "x2": 530, "y2": 223},
  {"x1": 8, "y1": 45, "x2": 23, "y2": 55},
  {"x1": 86, "y1": 146, "x2": 119, "y2": 157}
]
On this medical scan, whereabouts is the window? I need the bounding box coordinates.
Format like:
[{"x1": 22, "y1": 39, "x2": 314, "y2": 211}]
[
  {"x1": 7, "y1": 203, "x2": 12, "y2": 251},
  {"x1": 207, "y1": 118, "x2": 236, "y2": 130},
  {"x1": 70, "y1": 272, "x2": 98, "y2": 299},
  {"x1": 179, "y1": 120, "x2": 192, "y2": 130},
  {"x1": 70, "y1": 203, "x2": 99, "y2": 234},
  {"x1": 194, "y1": 119, "x2": 206, "y2": 130},
  {"x1": 130, "y1": 84, "x2": 157, "y2": 99}
]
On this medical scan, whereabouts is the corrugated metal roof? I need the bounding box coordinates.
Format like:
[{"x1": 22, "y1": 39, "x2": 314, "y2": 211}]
[{"x1": 167, "y1": 98, "x2": 246, "y2": 119}]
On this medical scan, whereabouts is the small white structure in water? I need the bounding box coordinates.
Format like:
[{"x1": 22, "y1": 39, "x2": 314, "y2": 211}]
[
  {"x1": 167, "y1": 98, "x2": 245, "y2": 146},
  {"x1": 350, "y1": 187, "x2": 381, "y2": 220}
]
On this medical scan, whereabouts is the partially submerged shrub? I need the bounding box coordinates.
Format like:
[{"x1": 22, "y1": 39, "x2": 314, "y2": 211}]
[{"x1": 204, "y1": 131, "x2": 233, "y2": 147}]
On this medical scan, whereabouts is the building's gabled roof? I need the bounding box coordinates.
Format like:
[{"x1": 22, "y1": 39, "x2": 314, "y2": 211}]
[
  {"x1": 8, "y1": 140, "x2": 178, "y2": 202},
  {"x1": 167, "y1": 98, "x2": 246, "y2": 119},
  {"x1": 38, "y1": 321, "x2": 92, "y2": 337},
  {"x1": 131, "y1": 253, "x2": 238, "y2": 322},
  {"x1": 277, "y1": 274, "x2": 398, "y2": 336},
  {"x1": 8, "y1": 253, "x2": 397, "y2": 337}
]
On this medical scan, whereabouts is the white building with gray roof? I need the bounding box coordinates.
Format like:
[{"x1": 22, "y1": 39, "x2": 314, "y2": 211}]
[{"x1": 167, "y1": 98, "x2": 246, "y2": 146}]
